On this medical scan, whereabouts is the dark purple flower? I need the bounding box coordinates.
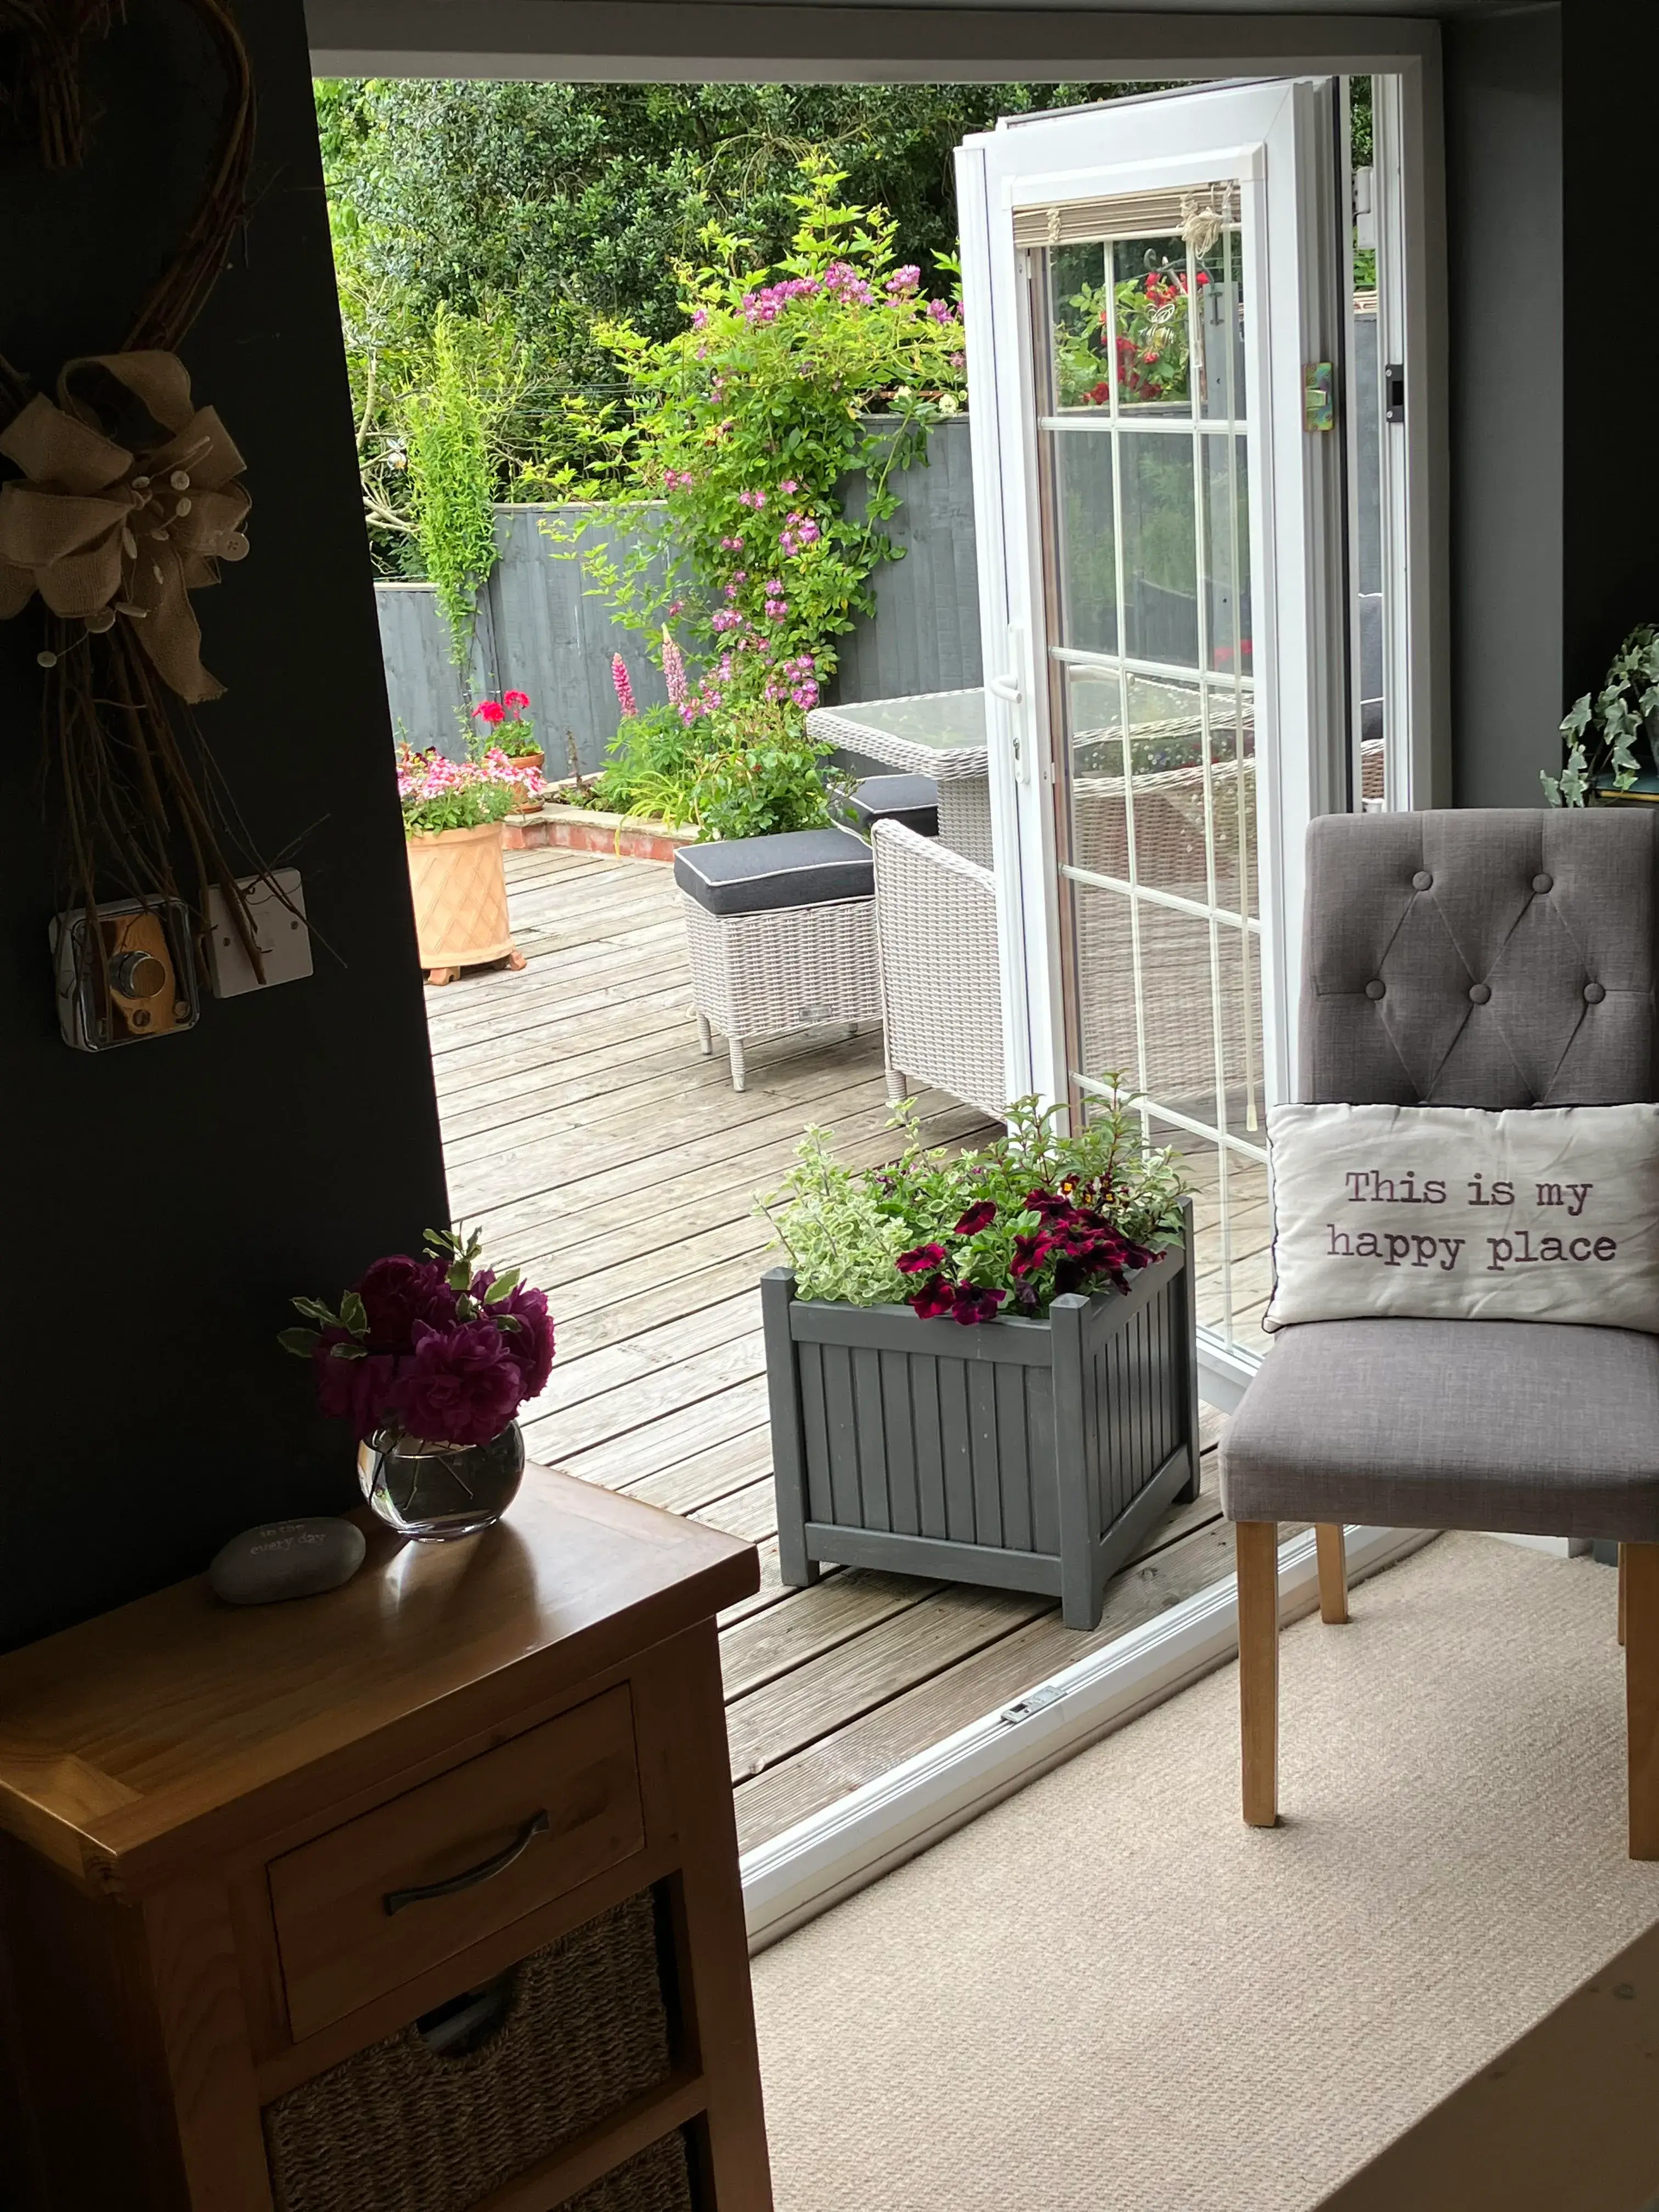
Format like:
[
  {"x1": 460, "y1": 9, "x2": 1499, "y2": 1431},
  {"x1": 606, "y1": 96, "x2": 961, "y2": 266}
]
[
  {"x1": 1011, "y1": 1231, "x2": 1053, "y2": 1279},
  {"x1": 896, "y1": 1242, "x2": 950, "y2": 1277},
  {"x1": 907, "y1": 1272, "x2": 957, "y2": 1319},
  {"x1": 356, "y1": 1255, "x2": 455, "y2": 1351},
  {"x1": 313, "y1": 1333, "x2": 402, "y2": 1442},
  {"x1": 489, "y1": 1280, "x2": 556, "y2": 1401},
  {"x1": 953, "y1": 1201, "x2": 997, "y2": 1236},
  {"x1": 951, "y1": 1284, "x2": 1006, "y2": 1326},
  {"x1": 393, "y1": 1318, "x2": 524, "y2": 1447},
  {"x1": 1025, "y1": 1189, "x2": 1075, "y2": 1222}
]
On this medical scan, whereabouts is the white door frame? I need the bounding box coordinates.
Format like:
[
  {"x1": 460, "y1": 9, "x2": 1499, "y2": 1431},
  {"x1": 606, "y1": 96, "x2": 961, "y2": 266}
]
[
  {"x1": 958, "y1": 80, "x2": 1351, "y2": 1132},
  {"x1": 312, "y1": 13, "x2": 1451, "y2": 804}
]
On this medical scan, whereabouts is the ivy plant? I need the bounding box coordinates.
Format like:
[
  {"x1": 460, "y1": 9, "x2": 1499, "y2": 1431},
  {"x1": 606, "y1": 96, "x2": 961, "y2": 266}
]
[{"x1": 1544, "y1": 624, "x2": 1659, "y2": 806}]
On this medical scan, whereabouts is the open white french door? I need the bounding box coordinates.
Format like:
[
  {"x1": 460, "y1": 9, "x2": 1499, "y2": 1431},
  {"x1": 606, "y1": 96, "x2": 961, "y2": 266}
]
[{"x1": 957, "y1": 81, "x2": 1351, "y2": 1403}]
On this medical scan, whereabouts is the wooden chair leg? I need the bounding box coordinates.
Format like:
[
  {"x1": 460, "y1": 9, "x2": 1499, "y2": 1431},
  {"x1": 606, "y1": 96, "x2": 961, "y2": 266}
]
[
  {"x1": 1626, "y1": 1542, "x2": 1659, "y2": 1860},
  {"x1": 1315, "y1": 1523, "x2": 1349, "y2": 1625},
  {"x1": 1618, "y1": 1541, "x2": 1628, "y2": 1647},
  {"x1": 1236, "y1": 1521, "x2": 1279, "y2": 1828}
]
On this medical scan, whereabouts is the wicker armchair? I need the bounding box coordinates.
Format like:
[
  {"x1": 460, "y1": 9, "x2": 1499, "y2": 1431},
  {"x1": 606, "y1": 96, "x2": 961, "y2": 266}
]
[{"x1": 872, "y1": 818, "x2": 1005, "y2": 1120}]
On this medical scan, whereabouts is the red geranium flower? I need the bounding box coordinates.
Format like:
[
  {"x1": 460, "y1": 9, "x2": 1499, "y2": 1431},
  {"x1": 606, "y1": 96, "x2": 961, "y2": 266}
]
[
  {"x1": 503, "y1": 689, "x2": 530, "y2": 710},
  {"x1": 472, "y1": 699, "x2": 505, "y2": 725}
]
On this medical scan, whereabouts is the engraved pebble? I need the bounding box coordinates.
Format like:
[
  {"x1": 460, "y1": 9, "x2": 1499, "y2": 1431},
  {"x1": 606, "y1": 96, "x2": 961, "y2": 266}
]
[{"x1": 208, "y1": 1516, "x2": 365, "y2": 1605}]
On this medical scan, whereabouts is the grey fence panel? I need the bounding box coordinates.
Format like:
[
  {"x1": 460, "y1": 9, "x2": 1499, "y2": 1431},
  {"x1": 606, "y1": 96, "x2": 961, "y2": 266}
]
[
  {"x1": 832, "y1": 413, "x2": 983, "y2": 705},
  {"x1": 487, "y1": 506, "x2": 670, "y2": 778},
  {"x1": 374, "y1": 415, "x2": 985, "y2": 768},
  {"x1": 375, "y1": 582, "x2": 496, "y2": 760}
]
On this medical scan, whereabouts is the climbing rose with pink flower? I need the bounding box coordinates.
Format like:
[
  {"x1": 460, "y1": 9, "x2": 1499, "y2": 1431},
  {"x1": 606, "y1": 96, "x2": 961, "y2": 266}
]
[{"x1": 573, "y1": 158, "x2": 967, "y2": 733}]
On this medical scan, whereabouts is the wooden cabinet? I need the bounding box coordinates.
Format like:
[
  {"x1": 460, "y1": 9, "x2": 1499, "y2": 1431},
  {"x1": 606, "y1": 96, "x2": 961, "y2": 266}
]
[{"x1": 0, "y1": 1468, "x2": 774, "y2": 2212}]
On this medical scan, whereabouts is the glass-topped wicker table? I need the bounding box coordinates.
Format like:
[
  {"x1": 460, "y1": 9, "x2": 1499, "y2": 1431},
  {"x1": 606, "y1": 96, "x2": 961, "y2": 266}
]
[{"x1": 808, "y1": 689, "x2": 994, "y2": 867}]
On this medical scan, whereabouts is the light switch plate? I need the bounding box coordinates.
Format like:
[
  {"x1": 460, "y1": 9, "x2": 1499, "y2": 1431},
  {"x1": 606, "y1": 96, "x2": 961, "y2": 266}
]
[{"x1": 207, "y1": 870, "x2": 313, "y2": 998}]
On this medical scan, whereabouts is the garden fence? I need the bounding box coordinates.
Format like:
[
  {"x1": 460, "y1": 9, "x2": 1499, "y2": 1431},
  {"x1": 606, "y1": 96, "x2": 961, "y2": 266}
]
[{"x1": 374, "y1": 415, "x2": 984, "y2": 769}]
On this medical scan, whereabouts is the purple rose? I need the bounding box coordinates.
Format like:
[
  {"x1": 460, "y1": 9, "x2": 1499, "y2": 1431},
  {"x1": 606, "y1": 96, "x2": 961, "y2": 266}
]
[
  {"x1": 392, "y1": 1318, "x2": 524, "y2": 1448},
  {"x1": 489, "y1": 1281, "x2": 556, "y2": 1401},
  {"x1": 356, "y1": 1255, "x2": 455, "y2": 1351},
  {"x1": 313, "y1": 1332, "x2": 402, "y2": 1442}
]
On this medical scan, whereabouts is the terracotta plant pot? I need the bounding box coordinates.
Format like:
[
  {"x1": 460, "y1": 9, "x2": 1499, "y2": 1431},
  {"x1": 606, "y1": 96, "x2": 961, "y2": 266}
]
[
  {"x1": 509, "y1": 748, "x2": 545, "y2": 812},
  {"x1": 405, "y1": 820, "x2": 520, "y2": 984}
]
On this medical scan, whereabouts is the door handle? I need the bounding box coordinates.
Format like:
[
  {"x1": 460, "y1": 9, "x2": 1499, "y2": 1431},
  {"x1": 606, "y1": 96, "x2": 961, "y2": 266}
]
[
  {"x1": 988, "y1": 672, "x2": 1022, "y2": 705},
  {"x1": 382, "y1": 1810, "x2": 550, "y2": 1915}
]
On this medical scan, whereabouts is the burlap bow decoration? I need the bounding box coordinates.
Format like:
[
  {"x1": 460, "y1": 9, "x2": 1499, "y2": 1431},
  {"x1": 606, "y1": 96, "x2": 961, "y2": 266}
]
[{"x1": 0, "y1": 349, "x2": 249, "y2": 703}]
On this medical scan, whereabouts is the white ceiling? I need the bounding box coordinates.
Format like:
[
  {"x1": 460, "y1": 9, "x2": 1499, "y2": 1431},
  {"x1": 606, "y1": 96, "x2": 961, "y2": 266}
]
[{"x1": 308, "y1": 0, "x2": 1479, "y2": 80}]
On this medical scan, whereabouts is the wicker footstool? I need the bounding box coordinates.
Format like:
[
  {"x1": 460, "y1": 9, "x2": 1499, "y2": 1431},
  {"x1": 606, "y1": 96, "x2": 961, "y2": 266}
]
[
  {"x1": 843, "y1": 773, "x2": 940, "y2": 838},
  {"x1": 674, "y1": 828, "x2": 883, "y2": 1091}
]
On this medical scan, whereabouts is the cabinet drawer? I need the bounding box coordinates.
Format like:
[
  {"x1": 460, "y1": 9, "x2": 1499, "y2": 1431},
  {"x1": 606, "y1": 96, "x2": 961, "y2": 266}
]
[{"x1": 268, "y1": 1685, "x2": 643, "y2": 2041}]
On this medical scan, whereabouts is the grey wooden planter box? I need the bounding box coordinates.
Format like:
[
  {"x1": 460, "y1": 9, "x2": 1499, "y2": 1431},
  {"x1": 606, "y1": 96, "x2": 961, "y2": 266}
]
[{"x1": 764, "y1": 1199, "x2": 1200, "y2": 1630}]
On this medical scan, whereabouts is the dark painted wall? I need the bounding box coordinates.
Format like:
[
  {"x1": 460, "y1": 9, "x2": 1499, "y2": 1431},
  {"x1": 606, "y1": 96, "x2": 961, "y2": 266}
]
[
  {"x1": 1560, "y1": 2, "x2": 1659, "y2": 712},
  {"x1": 1442, "y1": 3, "x2": 1563, "y2": 806},
  {"x1": 0, "y1": 0, "x2": 447, "y2": 1649}
]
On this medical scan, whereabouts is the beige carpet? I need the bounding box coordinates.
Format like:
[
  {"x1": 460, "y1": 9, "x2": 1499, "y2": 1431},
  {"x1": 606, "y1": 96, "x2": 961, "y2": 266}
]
[{"x1": 752, "y1": 1535, "x2": 1659, "y2": 2211}]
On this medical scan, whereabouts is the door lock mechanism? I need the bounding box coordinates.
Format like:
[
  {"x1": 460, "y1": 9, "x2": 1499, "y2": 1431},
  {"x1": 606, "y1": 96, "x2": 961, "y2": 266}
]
[{"x1": 50, "y1": 897, "x2": 199, "y2": 1052}]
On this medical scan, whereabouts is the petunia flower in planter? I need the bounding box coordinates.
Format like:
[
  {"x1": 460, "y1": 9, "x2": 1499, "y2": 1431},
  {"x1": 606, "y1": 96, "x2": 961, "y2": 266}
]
[
  {"x1": 758, "y1": 1091, "x2": 1200, "y2": 1629},
  {"x1": 282, "y1": 1227, "x2": 555, "y2": 1541},
  {"x1": 398, "y1": 742, "x2": 543, "y2": 984}
]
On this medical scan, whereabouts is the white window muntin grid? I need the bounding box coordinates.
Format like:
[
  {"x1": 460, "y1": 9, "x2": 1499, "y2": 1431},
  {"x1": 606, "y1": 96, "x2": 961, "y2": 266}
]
[{"x1": 1037, "y1": 216, "x2": 1263, "y2": 1345}]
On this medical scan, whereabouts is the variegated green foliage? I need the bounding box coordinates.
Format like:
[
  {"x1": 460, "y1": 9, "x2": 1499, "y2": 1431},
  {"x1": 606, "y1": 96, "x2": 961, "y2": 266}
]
[{"x1": 1544, "y1": 624, "x2": 1659, "y2": 806}]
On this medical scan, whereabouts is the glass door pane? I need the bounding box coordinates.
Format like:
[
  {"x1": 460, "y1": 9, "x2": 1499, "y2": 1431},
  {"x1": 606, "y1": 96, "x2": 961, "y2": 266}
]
[{"x1": 1034, "y1": 206, "x2": 1269, "y2": 1348}]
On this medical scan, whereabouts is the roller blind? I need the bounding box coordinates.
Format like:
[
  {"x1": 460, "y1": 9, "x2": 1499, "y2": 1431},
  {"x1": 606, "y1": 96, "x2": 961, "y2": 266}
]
[{"x1": 1012, "y1": 181, "x2": 1238, "y2": 250}]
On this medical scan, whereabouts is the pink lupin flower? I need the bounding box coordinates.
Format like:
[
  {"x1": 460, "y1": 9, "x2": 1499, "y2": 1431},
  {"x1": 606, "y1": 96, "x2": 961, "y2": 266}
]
[
  {"x1": 661, "y1": 627, "x2": 687, "y2": 708},
  {"x1": 611, "y1": 654, "x2": 637, "y2": 720}
]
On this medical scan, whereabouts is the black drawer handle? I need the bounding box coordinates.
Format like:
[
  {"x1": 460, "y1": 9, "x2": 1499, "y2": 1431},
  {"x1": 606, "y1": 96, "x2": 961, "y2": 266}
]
[{"x1": 382, "y1": 1810, "x2": 550, "y2": 1916}]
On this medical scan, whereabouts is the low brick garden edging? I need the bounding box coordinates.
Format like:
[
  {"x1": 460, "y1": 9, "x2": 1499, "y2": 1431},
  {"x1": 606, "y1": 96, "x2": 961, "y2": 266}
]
[{"x1": 501, "y1": 778, "x2": 694, "y2": 864}]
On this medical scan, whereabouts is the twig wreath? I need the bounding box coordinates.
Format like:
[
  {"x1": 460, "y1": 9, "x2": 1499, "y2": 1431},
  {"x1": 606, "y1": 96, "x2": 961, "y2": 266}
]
[{"x1": 0, "y1": 0, "x2": 269, "y2": 983}]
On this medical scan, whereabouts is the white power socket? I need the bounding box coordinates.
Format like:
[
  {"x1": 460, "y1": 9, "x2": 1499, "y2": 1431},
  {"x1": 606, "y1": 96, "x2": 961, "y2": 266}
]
[{"x1": 206, "y1": 870, "x2": 313, "y2": 998}]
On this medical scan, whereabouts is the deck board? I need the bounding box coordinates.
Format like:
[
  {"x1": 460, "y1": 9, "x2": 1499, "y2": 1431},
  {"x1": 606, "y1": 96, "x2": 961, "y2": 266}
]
[{"x1": 426, "y1": 846, "x2": 1238, "y2": 1850}]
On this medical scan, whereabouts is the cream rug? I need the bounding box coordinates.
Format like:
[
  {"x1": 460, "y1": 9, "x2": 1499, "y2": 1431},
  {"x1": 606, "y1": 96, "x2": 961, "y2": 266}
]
[{"x1": 752, "y1": 1535, "x2": 1659, "y2": 2211}]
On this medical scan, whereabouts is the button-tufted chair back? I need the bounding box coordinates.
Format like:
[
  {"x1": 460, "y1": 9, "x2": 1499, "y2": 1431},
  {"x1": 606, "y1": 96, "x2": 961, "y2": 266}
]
[{"x1": 1300, "y1": 809, "x2": 1659, "y2": 1109}]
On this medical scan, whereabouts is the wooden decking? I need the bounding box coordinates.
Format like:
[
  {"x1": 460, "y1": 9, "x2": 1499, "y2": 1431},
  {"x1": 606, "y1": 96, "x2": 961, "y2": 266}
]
[{"x1": 428, "y1": 845, "x2": 1233, "y2": 1856}]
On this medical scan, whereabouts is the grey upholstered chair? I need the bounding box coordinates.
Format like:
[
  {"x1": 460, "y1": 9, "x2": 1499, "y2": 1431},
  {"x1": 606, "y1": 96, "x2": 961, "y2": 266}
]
[{"x1": 1219, "y1": 808, "x2": 1659, "y2": 1858}]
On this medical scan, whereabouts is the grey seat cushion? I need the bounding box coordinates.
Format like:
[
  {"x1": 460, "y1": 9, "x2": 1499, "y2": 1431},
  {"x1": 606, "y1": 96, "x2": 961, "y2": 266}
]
[
  {"x1": 673, "y1": 827, "x2": 874, "y2": 917},
  {"x1": 1220, "y1": 1317, "x2": 1659, "y2": 1541},
  {"x1": 846, "y1": 775, "x2": 940, "y2": 838}
]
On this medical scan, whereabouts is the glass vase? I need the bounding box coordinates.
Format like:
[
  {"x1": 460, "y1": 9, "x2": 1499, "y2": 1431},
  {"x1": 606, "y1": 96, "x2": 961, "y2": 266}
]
[{"x1": 357, "y1": 1420, "x2": 525, "y2": 1540}]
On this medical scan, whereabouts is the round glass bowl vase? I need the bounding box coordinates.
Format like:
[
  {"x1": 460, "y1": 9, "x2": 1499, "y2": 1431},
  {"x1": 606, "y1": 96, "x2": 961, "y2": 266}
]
[{"x1": 357, "y1": 1421, "x2": 525, "y2": 1540}]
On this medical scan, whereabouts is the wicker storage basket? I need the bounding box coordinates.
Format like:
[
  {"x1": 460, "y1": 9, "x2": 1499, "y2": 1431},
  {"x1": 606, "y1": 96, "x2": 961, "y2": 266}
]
[
  {"x1": 556, "y1": 2131, "x2": 694, "y2": 2212},
  {"x1": 263, "y1": 1891, "x2": 672, "y2": 2212}
]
